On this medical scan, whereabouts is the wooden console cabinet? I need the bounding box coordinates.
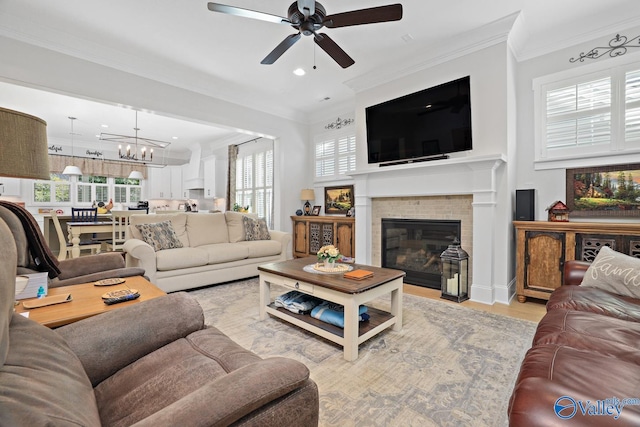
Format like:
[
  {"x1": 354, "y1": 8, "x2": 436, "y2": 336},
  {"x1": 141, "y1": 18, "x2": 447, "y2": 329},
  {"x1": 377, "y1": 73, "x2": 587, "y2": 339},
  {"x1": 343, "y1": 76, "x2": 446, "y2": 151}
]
[
  {"x1": 514, "y1": 221, "x2": 640, "y2": 302},
  {"x1": 291, "y1": 216, "x2": 355, "y2": 259}
]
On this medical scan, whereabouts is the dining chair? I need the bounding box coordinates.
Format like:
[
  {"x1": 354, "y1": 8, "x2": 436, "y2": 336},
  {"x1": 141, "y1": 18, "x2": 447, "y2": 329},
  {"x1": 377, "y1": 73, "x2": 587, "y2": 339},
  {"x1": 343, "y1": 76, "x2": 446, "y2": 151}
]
[
  {"x1": 51, "y1": 211, "x2": 102, "y2": 260},
  {"x1": 102, "y1": 210, "x2": 138, "y2": 252},
  {"x1": 71, "y1": 207, "x2": 98, "y2": 222}
]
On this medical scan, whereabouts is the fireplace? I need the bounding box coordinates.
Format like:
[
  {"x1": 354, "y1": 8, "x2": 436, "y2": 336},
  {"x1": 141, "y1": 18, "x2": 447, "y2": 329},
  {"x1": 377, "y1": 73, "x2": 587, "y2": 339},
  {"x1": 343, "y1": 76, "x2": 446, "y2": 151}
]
[{"x1": 381, "y1": 218, "x2": 461, "y2": 289}]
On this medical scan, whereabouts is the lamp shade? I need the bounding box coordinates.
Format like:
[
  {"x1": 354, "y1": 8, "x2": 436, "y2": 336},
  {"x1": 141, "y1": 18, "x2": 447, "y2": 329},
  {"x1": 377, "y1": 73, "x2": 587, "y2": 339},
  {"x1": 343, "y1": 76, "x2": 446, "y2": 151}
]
[
  {"x1": 128, "y1": 170, "x2": 144, "y2": 180},
  {"x1": 0, "y1": 107, "x2": 50, "y2": 180},
  {"x1": 62, "y1": 165, "x2": 83, "y2": 176},
  {"x1": 300, "y1": 189, "x2": 315, "y2": 201}
]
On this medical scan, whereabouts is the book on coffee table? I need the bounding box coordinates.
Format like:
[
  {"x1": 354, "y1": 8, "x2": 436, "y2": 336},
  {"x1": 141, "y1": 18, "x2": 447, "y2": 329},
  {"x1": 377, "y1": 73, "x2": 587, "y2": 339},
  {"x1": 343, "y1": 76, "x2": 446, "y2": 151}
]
[{"x1": 344, "y1": 269, "x2": 374, "y2": 280}]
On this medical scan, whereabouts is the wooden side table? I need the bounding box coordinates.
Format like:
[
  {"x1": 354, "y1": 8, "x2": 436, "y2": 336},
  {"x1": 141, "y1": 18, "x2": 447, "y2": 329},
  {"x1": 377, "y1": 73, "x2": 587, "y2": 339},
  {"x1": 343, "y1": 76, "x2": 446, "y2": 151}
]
[{"x1": 14, "y1": 276, "x2": 166, "y2": 328}]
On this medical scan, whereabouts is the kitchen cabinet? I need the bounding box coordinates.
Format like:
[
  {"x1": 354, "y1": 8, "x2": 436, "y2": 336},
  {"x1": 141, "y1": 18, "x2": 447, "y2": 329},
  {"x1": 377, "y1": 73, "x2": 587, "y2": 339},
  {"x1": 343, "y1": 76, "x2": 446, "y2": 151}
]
[
  {"x1": 514, "y1": 221, "x2": 640, "y2": 302},
  {"x1": 147, "y1": 166, "x2": 182, "y2": 199},
  {"x1": 203, "y1": 156, "x2": 216, "y2": 198},
  {"x1": 291, "y1": 216, "x2": 355, "y2": 258},
  {"x1": 0, "y1": 178, "x2": 21, "y2": 196}
]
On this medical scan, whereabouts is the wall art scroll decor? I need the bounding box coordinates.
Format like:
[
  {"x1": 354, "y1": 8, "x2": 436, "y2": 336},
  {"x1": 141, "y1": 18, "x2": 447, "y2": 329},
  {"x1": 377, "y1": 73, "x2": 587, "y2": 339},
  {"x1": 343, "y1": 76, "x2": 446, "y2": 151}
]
[
  {"x1": 324, "y1": 117, "x2": 354, "y2": 130},
  {"x1": 570, "y1": 33, "x2": 640, "y2": 63}
]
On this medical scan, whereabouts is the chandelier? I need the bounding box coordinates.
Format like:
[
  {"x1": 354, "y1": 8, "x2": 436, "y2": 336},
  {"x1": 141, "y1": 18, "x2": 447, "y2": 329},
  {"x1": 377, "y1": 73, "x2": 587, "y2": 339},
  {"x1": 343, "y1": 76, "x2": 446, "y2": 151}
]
[{"x1": 99, "y1": 111, "x2": 171, "y2": 164}]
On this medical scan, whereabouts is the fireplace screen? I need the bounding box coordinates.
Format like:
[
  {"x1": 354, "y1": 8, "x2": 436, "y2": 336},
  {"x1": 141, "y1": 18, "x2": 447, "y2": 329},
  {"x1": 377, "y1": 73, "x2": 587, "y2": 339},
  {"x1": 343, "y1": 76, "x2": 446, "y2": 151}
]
[{"x1": 381, "y1": 218, "x2": 461, "y2": 289}]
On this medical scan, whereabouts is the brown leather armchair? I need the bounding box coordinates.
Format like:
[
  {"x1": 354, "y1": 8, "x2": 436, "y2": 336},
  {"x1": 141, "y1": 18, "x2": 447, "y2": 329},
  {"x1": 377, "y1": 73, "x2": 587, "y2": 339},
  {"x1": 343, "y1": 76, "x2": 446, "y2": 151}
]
[
  {"x1": 0, "y1": 216, "x2": 319, "y2": 426},
  {"x1": 0, "y1": 202, "x2": 144, "y2": 287}
]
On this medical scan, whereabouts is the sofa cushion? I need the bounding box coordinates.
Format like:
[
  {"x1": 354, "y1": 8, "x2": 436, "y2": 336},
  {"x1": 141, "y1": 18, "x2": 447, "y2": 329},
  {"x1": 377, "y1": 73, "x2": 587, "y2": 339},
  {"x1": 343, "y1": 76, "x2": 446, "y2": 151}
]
[
  {"x1": 581, "y1": 246, "x2": 640, "y2": 298},
  {"x1": 186, "y1": 212, "x2": 229, "y2": 247},
  {"x1": 130, "y1": 213, "x2": 190, "y2": 247},
  {"x1": 198, "y1": 243, "x2": 250, "y2": 264},
  {"x1": 156, "y1": 247, "x2": 209, "y2": 271},
  {"x1": 548, "y1": 284, "x2": 640, "y2": 322},
  {"x1": 225, "y1": 211, "x2": 258, "y2": 243},
  {"x1": 94, "y1": 327, "x2": 262, "y2": 427},
  {"x1": 136, "y1": 220, "x2": 184, "y2": 251},
  {"x1": 0, "y1": 314, "x2": 101, "y2": 427},
  {"x1": 242, "y1": 216, "x2": 271, "y2": 241},
  {"x1": 238, "y1": 240, "x2": 283, "y2": 258}
]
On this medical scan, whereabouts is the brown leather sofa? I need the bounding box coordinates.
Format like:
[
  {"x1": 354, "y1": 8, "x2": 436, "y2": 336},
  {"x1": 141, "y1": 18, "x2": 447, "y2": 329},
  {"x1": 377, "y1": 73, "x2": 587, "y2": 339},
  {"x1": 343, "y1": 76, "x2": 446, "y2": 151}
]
[
  {"x1": 0, "y1": 216, "x2": 319, "y2": 426},
  {"x1": 509, "y1": 260, "x2": 640, "y2": 426}
]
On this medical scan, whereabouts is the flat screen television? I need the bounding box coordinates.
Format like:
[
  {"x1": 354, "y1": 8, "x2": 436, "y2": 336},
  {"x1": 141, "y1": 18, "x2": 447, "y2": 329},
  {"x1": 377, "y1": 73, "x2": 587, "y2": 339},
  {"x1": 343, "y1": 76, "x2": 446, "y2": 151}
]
[{"x1": 365, "y1": 76, "x2": 472, "y2": 165}]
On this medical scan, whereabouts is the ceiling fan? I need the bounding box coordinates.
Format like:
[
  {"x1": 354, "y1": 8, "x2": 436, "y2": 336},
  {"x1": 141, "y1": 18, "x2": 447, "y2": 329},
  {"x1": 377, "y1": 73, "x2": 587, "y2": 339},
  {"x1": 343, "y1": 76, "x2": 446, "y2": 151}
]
[{"x1": 207, "y1": 1, "x2": 403, "y2": 68}]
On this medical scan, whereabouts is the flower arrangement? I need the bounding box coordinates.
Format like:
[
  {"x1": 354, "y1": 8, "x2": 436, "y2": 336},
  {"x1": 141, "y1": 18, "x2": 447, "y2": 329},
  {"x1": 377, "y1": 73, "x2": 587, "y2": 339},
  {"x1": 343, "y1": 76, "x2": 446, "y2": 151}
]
[
  {"x1": 233, "y1": 203, "x2": 250, "y2": 213},
  {"x1": 317, "y1": 245, "x2": 342, "y2": 263}
]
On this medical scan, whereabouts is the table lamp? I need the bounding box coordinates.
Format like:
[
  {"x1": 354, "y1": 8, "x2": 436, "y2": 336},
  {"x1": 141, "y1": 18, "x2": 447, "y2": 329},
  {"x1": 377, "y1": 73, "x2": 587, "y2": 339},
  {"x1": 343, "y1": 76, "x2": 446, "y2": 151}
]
[
  {"x1": 0, "y1": 107, "x2": 50, "y2": 180},
  {"x1": 300, "y1": 189, "x2": 315, "y2": 216}
]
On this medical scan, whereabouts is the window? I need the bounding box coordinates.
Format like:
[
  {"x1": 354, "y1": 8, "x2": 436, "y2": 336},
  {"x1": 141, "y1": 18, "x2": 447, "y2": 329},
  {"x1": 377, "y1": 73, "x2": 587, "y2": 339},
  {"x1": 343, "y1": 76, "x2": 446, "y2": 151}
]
[
  {"x1": 236, "y1": 141, "x2": 274, "y2": 227},
  {"x1": 315, "y1": 132, "x2": 356, "y2": 180},
  {"x1": 32, "y1": 175, "x2": 142, "y2": 205},
  {"x1": 535, "y1": 59, "x2": 640, "y2": 163},
  {"x1": 33, "y1": 174, "x2": 71, "y2": 203}
]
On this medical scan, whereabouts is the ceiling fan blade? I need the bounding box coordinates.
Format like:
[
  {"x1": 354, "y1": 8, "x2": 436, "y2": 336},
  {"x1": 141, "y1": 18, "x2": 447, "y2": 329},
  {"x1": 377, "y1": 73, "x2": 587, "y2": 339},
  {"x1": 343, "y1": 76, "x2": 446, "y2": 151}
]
[
  {"x1": 261, "y1": 33, "x2": 302, "y2": 64},
  {"x1": 314, "y1": 33, "x2": 355, "y2": 68},
  {"x1": 207, "y1": 3, "x2": 290, "y2": 25},
  {"x1": 297, "y1": 0, "x2": 315, "y2": 18},
  {"x1": 324, "y1": 4, "x2": 403, "y2": 28}
]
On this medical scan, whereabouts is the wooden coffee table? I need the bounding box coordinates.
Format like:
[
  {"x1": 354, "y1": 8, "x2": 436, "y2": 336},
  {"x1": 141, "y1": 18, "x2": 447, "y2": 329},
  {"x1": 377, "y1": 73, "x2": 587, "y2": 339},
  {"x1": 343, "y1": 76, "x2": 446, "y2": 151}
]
[
  {"x1": 258, "y1": 257, "x2": 405, "y2": 361},
  {"x1": 14, "y1": 276, "x2": 166, "y2": 328}
]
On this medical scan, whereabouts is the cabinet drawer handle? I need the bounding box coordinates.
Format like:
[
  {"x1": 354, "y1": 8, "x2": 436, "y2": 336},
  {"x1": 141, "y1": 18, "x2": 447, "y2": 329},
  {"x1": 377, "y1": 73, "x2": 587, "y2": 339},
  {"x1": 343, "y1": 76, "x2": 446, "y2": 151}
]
[{"x1": 295, "y1": 282, "x2": 299, "y2": 289}]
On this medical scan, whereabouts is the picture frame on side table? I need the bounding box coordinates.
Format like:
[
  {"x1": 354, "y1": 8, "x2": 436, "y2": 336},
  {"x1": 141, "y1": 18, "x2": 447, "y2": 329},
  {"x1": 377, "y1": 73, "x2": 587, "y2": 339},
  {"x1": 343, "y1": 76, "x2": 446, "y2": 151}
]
[
  {"x1": 324, "y1": 185, "x2": 354, "y2": 215},
  {"x1": 311, "y1": 206, "x2": 321, "y2": 216}
]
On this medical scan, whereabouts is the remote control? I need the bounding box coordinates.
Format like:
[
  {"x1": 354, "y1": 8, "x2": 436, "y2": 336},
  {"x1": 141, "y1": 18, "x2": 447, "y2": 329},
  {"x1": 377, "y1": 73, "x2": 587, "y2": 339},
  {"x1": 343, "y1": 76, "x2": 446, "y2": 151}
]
[{"x1": 103, "y1": 292, "x2": 140, "y2": 305}]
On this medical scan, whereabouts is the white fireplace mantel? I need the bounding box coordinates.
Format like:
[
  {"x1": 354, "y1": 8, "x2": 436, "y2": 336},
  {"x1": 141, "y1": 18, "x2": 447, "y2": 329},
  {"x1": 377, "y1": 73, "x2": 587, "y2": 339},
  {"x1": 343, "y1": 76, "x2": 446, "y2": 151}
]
[{"x1": 351, "y1": 153, "x2": 507, "y2": 305}]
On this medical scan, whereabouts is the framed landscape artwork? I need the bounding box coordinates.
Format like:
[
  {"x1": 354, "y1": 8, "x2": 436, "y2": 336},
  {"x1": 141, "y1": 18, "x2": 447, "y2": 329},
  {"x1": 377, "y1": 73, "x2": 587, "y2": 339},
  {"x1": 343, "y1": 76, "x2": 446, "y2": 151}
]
[
  {"x1": 324, "y1": 185, "x2": 354, "y2": 215},
  {"x1": 566, "y1": 163, "x2": 640, "y2": 218}
]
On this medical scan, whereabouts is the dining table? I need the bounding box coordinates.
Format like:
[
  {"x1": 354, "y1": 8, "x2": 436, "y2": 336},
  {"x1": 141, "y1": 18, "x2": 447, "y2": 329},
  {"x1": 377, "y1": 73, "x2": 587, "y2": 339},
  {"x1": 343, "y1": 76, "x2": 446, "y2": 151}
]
[{"x1": 66, "y1": 220, "x2": 114, "y2": 259}]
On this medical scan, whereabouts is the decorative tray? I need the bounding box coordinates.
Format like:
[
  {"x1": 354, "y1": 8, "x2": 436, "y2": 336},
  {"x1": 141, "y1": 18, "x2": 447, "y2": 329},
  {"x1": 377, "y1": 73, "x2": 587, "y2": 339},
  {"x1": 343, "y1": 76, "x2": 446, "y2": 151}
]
[
  {"x1": 303, "y1": 263, "x2": 353, "y2": 274},
  {"x1": 94, "y1": 278, "x2": 125, "y2": 286}
]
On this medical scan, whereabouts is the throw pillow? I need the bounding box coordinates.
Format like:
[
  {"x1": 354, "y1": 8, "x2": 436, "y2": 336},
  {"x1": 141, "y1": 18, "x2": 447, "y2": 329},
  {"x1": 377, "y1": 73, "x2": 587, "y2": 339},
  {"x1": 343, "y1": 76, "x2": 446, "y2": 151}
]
[
  {"x1": 242, "y1": 216, "x2": 271, "y2": 241},
  {"x1": 135, "y1": 220, "x2": 184, "y2": 251},
  {"x1": 581, "y1": 246, "x2": 640, "y2": 298}
]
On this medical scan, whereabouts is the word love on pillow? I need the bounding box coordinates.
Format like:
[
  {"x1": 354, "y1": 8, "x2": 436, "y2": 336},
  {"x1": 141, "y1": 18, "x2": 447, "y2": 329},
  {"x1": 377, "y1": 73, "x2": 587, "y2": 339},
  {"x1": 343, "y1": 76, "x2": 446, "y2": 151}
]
[{"x1": 581, "y1": 246, "x2": 640, "y2": 298}]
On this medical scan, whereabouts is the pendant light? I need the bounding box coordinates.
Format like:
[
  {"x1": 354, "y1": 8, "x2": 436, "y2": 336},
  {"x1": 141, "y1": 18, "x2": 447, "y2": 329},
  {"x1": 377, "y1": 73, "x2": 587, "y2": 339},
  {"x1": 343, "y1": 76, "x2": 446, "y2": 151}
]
[
  {"x1": 127, "y1": 111, "x2": 144, "y2": 180},
  {"x1": 62, "y1": 116, "x2": 82, "y2": 176}
]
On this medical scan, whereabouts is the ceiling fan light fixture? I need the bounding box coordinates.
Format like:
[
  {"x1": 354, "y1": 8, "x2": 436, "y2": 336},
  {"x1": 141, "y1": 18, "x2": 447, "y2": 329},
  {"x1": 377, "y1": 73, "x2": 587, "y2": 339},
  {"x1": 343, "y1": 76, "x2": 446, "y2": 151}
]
[{"x1": 293, "y1": 68, "x2": 306, "y2": 76}]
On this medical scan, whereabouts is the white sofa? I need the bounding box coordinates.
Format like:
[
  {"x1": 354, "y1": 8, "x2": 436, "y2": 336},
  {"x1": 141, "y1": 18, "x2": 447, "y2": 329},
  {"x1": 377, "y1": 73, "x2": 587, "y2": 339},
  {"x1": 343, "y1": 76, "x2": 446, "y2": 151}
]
[{"x1": 122, "y1": 211, "x2": 292, "y2": 292}]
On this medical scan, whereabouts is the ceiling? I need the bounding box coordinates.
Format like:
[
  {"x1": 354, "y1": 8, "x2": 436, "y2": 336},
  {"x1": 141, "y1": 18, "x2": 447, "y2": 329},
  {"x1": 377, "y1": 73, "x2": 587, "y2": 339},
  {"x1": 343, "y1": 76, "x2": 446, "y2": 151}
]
[{"x1": 1, "y1": 0, "x2": 639, "y2": 154}]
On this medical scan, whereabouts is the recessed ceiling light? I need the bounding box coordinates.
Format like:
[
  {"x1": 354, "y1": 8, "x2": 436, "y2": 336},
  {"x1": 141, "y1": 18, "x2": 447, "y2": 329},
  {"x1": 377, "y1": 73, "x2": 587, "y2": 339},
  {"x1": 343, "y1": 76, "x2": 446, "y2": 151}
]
[
  {"x1": 101, "y1": 124, "x2": 109, "y2": 128},
  {"x1": 172, "y1": 136, "x2": 179, "y2": 140},
  {"x1": 293, "y1": 68, "x2": 306, "y2": 76}
]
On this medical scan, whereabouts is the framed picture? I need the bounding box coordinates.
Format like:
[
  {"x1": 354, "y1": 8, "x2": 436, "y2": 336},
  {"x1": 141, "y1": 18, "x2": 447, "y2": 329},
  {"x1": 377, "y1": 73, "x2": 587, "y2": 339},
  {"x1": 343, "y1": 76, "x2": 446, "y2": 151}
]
[
  {"x1": 324, "y1": 185, "x2": 354, "y2": 215},
  {"x1": 566, "y1": 163, "x2": 640, "y2": 218},
  {"x1": 311, "y1": 205, "x2": 321, "y2": 216}
]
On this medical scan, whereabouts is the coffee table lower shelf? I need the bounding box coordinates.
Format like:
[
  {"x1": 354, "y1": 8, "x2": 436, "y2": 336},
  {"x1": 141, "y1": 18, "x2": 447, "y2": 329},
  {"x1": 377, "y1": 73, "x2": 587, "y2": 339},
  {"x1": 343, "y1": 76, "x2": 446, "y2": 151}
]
[{"x1": 265, "y1": 302, "x2": 396, "y2": 343}]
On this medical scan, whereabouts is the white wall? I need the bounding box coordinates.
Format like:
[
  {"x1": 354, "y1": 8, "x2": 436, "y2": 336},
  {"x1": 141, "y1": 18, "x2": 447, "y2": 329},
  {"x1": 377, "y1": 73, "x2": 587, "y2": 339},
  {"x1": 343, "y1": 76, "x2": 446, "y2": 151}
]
[
  {"x1": 0, "y1": 35, "x2": 309, "y2": 232},
  {"x1": 515, "y1": 24, "x2": 640, "y2": 221}
]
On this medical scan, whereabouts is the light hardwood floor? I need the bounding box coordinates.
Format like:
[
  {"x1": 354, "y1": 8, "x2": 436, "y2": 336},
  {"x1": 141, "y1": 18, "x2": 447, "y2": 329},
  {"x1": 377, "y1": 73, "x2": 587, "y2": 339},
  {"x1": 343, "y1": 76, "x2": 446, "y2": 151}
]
[{"x1": 404, "y1": 284, "x2": 547, "y2": 323}]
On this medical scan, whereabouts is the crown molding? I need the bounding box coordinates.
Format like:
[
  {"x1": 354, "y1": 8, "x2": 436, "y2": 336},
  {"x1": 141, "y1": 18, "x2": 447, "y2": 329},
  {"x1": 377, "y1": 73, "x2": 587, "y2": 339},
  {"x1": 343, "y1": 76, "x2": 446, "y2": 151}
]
[{"x1": 343, "y1": 12, "x2": 520, "y2": 94}]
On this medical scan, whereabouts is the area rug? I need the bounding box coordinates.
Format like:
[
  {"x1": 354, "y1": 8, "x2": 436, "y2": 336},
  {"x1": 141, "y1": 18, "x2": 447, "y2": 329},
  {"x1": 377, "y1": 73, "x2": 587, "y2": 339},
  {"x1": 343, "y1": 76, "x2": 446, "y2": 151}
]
[{"x1": 188, "y1": 278, "x2": 536, "y2": 427}]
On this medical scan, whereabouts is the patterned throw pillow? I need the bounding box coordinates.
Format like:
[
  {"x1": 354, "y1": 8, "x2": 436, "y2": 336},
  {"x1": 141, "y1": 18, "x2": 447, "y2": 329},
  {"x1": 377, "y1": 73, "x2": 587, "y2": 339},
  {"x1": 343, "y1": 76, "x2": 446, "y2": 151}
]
[
  {"x1": 581, "y1": 246, "x2": 640, "y2": 298},
  {"x1": 242, "y1": 216, "x2": 271, "y2": 241},
  {"x1": 135, "y1": 220, "x2": 184, "y2": 251}
]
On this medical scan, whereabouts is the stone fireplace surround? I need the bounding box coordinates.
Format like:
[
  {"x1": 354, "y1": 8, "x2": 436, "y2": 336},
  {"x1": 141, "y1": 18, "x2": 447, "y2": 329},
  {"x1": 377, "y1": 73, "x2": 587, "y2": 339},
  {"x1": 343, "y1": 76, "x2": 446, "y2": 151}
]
[{"x1": 351, "y1": 154, "x2": 507, "y2": 305}]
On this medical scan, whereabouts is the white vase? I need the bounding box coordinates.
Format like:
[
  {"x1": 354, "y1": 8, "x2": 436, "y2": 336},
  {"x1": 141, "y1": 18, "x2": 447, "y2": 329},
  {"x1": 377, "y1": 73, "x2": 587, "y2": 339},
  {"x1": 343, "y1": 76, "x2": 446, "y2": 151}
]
[{"x1": 324, "y1": 260, "x2": 335, "y2": 269}]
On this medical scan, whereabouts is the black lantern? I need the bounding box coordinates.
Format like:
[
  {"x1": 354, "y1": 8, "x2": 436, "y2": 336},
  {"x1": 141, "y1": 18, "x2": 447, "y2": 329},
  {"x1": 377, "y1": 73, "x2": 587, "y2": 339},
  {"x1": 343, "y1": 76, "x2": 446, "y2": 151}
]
[{"x1": 440, "y1": 238, "x2": 469, "y2": 303}]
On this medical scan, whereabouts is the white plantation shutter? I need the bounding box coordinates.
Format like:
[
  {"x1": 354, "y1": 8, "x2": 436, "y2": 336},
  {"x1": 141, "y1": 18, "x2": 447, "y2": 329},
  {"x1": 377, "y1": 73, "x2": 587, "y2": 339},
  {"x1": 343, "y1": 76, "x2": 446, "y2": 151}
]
[
  {"x1": 537, "y1": 61, "x2": 640, "y2": 162},
  {"x1": 545, "y1": 77, "x2": 611, "y2": 149},
  {"x1": 235, "y1": 140, "x2": 274, "y2": 228},
  {"x1": 626, "y1": 69, "x2": 640, "y2": 143},
  {"x1": 315, "y1": 132, "x2": 356, "y2": 179}
]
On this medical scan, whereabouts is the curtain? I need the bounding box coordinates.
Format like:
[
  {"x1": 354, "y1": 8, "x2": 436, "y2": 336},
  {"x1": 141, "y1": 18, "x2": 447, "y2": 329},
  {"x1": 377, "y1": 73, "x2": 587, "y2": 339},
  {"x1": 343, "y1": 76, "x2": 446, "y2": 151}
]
[
  {"x1": 49, "y1": 155, "x2": 148, "y2": 179},
  {"x1": 226, "y1": 144, "x2": 238, "y2": 211}
]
